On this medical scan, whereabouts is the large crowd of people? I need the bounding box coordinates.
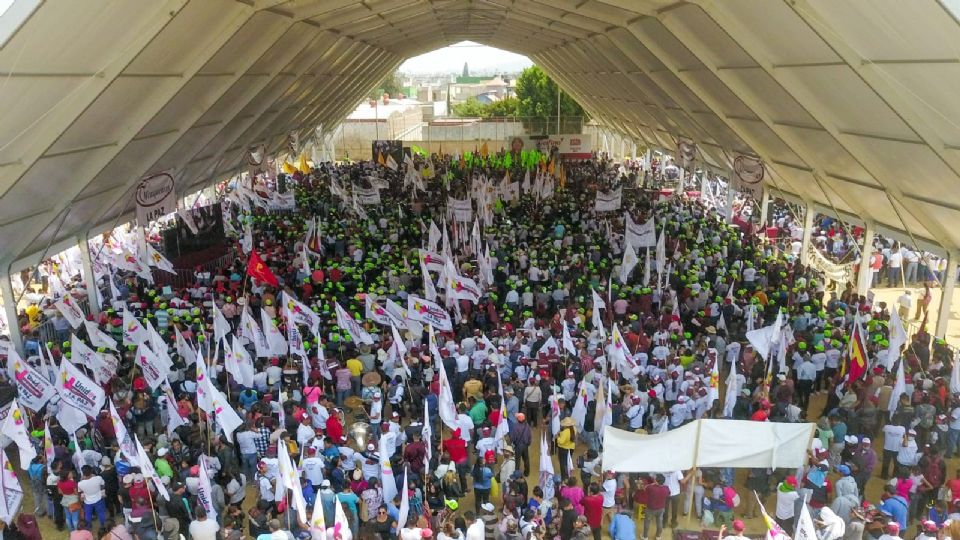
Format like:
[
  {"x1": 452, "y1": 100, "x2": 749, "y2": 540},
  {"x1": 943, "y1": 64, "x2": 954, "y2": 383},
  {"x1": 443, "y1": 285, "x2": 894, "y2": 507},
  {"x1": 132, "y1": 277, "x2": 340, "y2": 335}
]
[{"x1": 0, "y1": 151, "x2": 954, "y2": 540}]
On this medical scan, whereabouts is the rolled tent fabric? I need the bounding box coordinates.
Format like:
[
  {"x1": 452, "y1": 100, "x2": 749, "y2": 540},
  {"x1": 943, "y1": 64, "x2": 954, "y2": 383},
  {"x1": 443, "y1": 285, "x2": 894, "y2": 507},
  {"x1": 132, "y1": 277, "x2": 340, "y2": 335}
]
[{"x1": 601, "y1": 420, "x2": 815, "y2": 473}]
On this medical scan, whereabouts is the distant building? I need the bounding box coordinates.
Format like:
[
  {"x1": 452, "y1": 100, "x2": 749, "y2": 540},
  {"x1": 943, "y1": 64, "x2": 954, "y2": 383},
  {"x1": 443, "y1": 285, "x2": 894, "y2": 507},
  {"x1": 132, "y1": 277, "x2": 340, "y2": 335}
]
[{"x1": 449, "y1": 74, "x2": 514, "y2": 104}]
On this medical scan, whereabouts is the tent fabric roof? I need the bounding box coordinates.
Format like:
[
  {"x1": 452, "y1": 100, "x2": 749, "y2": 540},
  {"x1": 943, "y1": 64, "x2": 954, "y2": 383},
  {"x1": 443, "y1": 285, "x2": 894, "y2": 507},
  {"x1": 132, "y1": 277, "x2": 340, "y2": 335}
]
[{"x1": 1, "y1": 0, "x2": 960, "y2": 270}]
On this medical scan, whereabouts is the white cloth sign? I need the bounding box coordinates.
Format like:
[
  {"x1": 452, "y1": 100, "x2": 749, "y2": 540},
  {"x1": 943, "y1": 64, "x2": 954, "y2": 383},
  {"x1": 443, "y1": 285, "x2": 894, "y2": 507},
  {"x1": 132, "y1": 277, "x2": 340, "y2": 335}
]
[
  {"x1": 54, "y1": 296, "x2": 85, "y2": 329},
  {"x1": 594, "y1": 188, "x2": 622, "y2": 212},
  {"x1": 625, "y1": 214, "x2": 656, "y2": 248},
  {"x1": 601, "y1": 420, "x2": 814, "y2": 472},
  {"x1": 135, "y1": 171, "x2": 176, "y2": 225},
  {"x1": 447, "y1": 197, "x2": 472, "y2": 222}
]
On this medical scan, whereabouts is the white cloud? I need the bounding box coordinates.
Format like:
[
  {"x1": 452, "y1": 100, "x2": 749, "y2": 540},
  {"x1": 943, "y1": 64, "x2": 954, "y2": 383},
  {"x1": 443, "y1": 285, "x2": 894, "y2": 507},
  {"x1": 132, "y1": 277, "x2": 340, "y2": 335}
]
[{"x1": 399, "y1": 41, "x2": 532, "y2": 74}]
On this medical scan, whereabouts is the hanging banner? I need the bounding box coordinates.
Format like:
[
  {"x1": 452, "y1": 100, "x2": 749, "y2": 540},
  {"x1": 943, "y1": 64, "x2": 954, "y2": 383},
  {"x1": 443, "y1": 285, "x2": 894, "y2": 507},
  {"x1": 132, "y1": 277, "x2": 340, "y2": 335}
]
[
  {"x1": 505, "y1": 135, "x2": 592, "y2": 158},
  {"x1": 447, "y1": 197, "x2": 472, "y2": 222},
  {"x1": 677, "y1": 138, "x2": 697, "y2": 168},
  {"x1": 625, "y1": 214, "x2": 656, "y2": 248},
  {"x1": 355, "y1": 187, "x2": 381, "y2": 206},
  {"x1": 135, "y1": 171, "x2": 177, "y2": 225},
  {"x1": 731, "y1": 154, "x2": 764, "y2": 197},
  {"x1": 247, "y1": 143, "x2": 266, "y2": 178},
  {"x1": 594, "y1": 188, "x2": 622, "y2": 212}
]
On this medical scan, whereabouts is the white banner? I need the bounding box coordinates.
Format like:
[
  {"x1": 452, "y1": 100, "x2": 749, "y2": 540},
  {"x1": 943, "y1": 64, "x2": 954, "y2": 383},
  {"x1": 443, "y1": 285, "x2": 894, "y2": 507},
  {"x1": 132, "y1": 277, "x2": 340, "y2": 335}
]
[
  {"x1": 730, "y1": 154, "x2": 764, "y2": 197},
  {"x1": 601, "y1": 420, "x2": 814, "y2": 472},
  {"x1": 594, "y1": 188, "x2": 622, "y2": 212},
  {"x1": 57, "y1": 359, "x2": 106, "y2": 418},
  {"x1": 447, "y1": 197, "x2": 472, "y2": 222},
  {"x1": 355, "y1": 187, "x2": 381, "y2": 206},
  {"x1": 625, "y1": 214, "x2": 655, "y2": 248},
  {"x1": 54, "y1": 296, "x2": 85, "y2": 329},
  {"x1": 407, "y1": 295, "x2": 453, "y2": 332},
  {"x1": 135, "y1": 171, "x2": 177, "y2": 225},
  {"x1": 8, "y1": 357, "x2": 56, "y2": 411}
]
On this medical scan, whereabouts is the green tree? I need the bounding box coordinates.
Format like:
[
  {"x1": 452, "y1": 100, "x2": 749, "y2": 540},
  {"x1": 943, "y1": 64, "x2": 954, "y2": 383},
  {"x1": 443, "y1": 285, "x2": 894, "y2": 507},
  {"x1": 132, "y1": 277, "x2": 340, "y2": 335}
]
[
  {"x1": 514, "y1": 65, "x2": 586, "y2": 131},
  {"x1": 451, "y1": 97, "x2": 489, "y2": 117},
  {"x1": 452, "y1": 96, "x2": 522, "y2": 118},
  {"x1": 370, "y1": 70, "x2": 404, "y2": 99}
]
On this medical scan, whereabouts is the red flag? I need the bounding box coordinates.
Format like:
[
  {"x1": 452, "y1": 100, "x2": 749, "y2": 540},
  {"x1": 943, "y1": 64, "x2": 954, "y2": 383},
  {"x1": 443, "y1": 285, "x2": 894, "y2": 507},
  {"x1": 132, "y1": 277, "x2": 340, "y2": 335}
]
[
  {"x1": 246, "y1": 250, "x2": 279, "y2": 287},
  {"x1": 844, "y1": 319, "x2": 868, "y2": 382}
]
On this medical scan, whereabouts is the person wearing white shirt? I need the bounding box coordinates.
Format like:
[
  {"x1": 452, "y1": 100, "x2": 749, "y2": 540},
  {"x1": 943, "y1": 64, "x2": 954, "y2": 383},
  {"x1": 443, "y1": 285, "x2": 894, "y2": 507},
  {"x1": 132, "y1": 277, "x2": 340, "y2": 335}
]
[
  {"x1": 301, "y1": 448, "x2": 325, "y2": 488},
  {"x1": 465, "y1": 517, "x2": 485, "y2": 540},
  {"x1": 455, "y1": 413, "x2": 474, "y2": 442},
  {"x1": 296, "y1": 418, "x2": 316, "y2": 449},
  {"x1": 896, "y1": 430, "x2": 919, "y2": 471},
  {"x1": 601, "y1": 470, "x2": 618, "y2": 523},
  {"x1": 881, "y1": 424, "x2": 906, "y2": 478}
]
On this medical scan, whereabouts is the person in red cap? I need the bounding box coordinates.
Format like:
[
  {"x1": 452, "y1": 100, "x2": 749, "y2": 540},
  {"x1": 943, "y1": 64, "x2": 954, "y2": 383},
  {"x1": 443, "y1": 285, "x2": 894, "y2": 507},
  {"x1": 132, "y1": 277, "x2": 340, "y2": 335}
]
[{"x1": 718, "y1": 520, "x2": 749, "y2": 540}]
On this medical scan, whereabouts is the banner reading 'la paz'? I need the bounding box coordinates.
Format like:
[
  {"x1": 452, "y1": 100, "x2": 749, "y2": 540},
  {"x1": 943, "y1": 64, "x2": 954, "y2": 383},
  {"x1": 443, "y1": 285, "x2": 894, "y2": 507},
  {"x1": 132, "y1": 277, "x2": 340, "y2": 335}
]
[{"x1": 406, "y1": 295, "x2": 453, "y2": 332}]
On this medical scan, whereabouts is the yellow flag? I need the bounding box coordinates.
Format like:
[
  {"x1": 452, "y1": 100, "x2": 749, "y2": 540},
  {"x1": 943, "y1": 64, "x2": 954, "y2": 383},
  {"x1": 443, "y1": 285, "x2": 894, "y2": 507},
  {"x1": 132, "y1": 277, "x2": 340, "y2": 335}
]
[
  {"x1": 282, "y1": 161, "x2": 296, "y2": 174},
  {"x1": 377, "y1": 151, "x2": 386, "y2": 166},
  {"x1": 559, "y1": 163, "x2": 566, "y2": 188},
  {"x1": 479, "y1": 142, "x2": 489, "y2": 158},
  {"x1": 547, "y1": 157, "x2": 555, "y2": 175},
  {"x1": 297, "y1": 153, "x2": 310, "y2": 174}
]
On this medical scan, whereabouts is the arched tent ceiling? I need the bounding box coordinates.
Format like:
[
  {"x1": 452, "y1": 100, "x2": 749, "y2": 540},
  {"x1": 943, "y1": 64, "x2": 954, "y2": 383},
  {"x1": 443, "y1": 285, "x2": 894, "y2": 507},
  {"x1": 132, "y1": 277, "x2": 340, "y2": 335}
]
[{"x1": 1, "y1": 0, "x2": 960, "y2": 272}]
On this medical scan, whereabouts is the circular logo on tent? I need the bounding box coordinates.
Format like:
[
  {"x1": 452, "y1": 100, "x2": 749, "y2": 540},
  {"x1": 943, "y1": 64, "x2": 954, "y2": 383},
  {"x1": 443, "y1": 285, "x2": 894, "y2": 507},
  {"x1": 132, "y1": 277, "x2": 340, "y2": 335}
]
[
  {"x1": 135, "y1": 172, "x2": 175, "y2": 207},
  {"x1": 733, "y1": 155, "x2": 764, "y2": 185}
]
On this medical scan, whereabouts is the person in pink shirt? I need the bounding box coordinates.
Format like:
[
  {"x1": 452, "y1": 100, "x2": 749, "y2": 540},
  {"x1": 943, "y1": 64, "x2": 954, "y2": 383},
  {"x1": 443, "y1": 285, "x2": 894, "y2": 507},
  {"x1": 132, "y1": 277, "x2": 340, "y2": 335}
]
[{"x1": 560, "y1": 476, "x2": 585, "y2": 515}]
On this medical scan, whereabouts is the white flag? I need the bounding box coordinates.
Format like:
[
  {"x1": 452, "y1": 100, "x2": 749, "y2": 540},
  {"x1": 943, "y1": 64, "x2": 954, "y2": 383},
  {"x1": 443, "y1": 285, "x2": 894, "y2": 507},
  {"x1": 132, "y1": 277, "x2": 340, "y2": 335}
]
[
  {"x1": 109, "y1": 399, "x2": 139, "y2": 466},
  {"x1": 889, "y1": 356, "x2": 906, "y2": 418},
  {"x1": 261, "y1": 309, "x2": 288, "y2": 355},
  {"x1": 2, "y1": 400, "x2": 35, "y2": 468},
  {"x1": 54, "y1": 296, "x2": 85, "y2": 329},
  {"x1": 335, "y1": 302, "x2": 374, "y2": 345},
  {"x1": 211, "y1": 302, "x2": 231, "y2": 343},
  {"x1": 795, "y1": 502, "x2": 817, "y2": 540},
  {"x1": 84, "y1": 321, "x2": 117, "y2": 351},
  {"x1": 562, "y1": 322, "x2": 577, "y2": 357},
  {"x1": 230, "y1": 337, "x2": 255, "y2": 388},
  {"x1": 397, "y1": 467, "x2": 410, "y2": 532},
  {"x1": 431, "y1": 327, "x2": 459, "y2": 429},
  {"x1": 134, "y1": 343, "x2": 170, "y2": 390},
  {"x1": 591, "y1": 288, "x2": 607, "y2": 339},
  {"x1": 146, "y1": 244, "x2": 175, "y2": 274},
  {"x1": 57, "y1": 359, "x2": 106, "y2": 418},
  {"x1": 135, "y1": 435, "x2": 169, "y2": 501},
  {"x1": 723, "y1": 354, "x2": 739, "y2": 418},
  {"x1": 407, "y1": 295, "x2": 452, "y2": 332},
  {"x1": 619, "y1": 240, "x2": 638, "y2": 283},
  {"x1": 0, "y1": 450, "x2": 23, "y2": 524},
  {"x1": 122, "y1": 310, "x2": 148, "y2": 346},
  {"x1": 281, "y1": 291, "x2": 321, "y2": 336},
  {"x1": 420, "y1": 257, "x2": 437, "y2": 302},
  {"x1": 885, "y1": 308, "x2": 907, "y2": 369},
  {"x1": 196, "y1": 457, "x2": 217, "y2": 521}
]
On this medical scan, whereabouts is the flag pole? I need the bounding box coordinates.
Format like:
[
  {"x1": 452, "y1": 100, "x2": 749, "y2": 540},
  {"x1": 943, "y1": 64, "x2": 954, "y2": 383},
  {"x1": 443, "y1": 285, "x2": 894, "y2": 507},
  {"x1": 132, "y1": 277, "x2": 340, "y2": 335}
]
[{"x1": 145, "y1": 480, "x2": 161, "y2": 533}]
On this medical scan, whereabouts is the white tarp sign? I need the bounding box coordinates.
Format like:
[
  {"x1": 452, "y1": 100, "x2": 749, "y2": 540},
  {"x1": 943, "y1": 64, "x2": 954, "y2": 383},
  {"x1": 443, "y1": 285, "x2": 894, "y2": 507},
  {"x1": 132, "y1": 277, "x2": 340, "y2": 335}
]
[
  {"x1": 594, "y1": 188, "x2": 622, "y2": 212},
  {"x1": 135, "y1": 171, "x2": 177, "y2": 225},
  {"x1": 601, "y1": 420, "x2": 814, "y2": 473},
  {"x1": 625, "y1": 214, "x2": 655, "y2": 248},
  {"x1": 355, "y1": 187, "x2": 381, "y2": 206},
  {"x1": 447, "y1": 197, "x2": 472, "y2": 222}
]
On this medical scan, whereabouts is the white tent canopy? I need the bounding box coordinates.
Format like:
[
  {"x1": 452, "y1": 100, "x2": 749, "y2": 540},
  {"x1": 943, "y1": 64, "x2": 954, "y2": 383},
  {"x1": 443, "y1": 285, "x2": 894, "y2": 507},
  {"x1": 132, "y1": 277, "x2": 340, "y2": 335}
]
[
  {"x1": 1, "y1": 0, "x2": 960, "y2": 271},
  {"x1": 602, "y1": 420, "x2": 815, "y2": 473}
]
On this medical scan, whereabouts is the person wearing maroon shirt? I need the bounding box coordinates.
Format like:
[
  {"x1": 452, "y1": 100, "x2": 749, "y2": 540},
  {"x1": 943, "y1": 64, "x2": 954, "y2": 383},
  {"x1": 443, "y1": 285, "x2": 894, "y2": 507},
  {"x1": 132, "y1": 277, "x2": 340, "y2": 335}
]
[
  {"x1": 643, "y1": 474, "x2": 671, "y2": 540},
  {"x1": 582, "y1": 483, "x2": 605, "y2": 540}
]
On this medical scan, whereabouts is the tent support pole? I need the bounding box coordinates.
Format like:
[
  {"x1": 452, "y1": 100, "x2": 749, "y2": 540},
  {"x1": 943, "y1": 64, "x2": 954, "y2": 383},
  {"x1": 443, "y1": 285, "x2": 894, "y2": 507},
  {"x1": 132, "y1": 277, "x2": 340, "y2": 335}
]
[{"x1": 0, "y1": 268, "x2": 24, "y2": 357}]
